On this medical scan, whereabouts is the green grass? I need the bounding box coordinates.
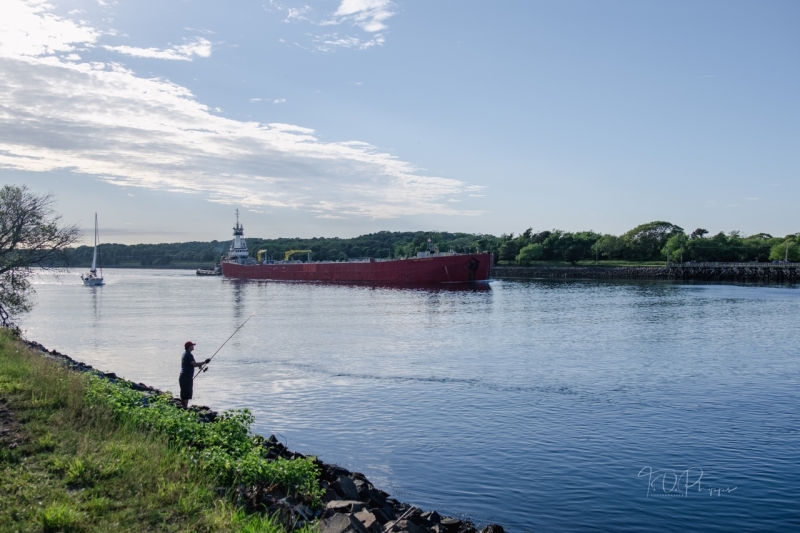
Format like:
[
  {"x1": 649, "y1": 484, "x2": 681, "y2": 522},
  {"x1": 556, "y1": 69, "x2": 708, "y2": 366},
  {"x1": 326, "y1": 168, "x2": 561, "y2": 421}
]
[{"x1": 0, "y1": 331, "x2": 320, "y2": 532}]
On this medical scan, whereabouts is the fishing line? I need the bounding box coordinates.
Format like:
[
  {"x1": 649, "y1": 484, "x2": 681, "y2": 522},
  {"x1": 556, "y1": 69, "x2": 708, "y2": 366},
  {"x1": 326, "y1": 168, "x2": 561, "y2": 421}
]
[{"x1": 194, "y1": 293, "x2": 273, "y2": 381}]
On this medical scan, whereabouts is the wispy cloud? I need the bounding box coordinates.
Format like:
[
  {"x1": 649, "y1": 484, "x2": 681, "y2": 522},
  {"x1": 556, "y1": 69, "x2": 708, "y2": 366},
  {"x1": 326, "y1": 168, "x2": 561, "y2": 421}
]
[
  {"x1": 313, "y1": 33, "x2": 385, "y2": 52},
  {"x1": 273, "y1": 0, "x2": 394, "y2": 51},
  {"x1": 0, "y1": 1, "x2": 483, "y2": 220},
  {"x1": 328, "y1": 0, "x2": 395, "y2": 32},
  {"x1": 284, "y1": 6, "x2": 312, "y2": 22},
  {"x1": 273, "y1": 98, "x2": 286, "y2": 104},
  {"x1": 103, "y1": 37, "x2": 212, "y2": 61}
]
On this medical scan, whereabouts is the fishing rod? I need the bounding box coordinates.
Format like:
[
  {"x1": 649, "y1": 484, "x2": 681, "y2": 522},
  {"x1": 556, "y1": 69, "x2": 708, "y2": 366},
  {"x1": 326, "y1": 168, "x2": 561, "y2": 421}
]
[{"x1": 194, "y1": 297, "x2": 271, "y2": 381}]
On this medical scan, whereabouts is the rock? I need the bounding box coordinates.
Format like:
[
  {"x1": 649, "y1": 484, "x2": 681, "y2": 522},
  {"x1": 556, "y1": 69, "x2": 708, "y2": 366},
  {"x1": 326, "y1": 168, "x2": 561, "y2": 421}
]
[
  {"x1": 353, "y1": 478, "x2": 372, "y2": 497},
  {"x1": 322, "y1": 488, "x2": 339, "y2": 503},
  {"x1": 322, "y1": 464, "x2": 353, "y2": 483},
  {"x1": 421, "y1": 511, "x2": 441, "y2": 524},
  {"x1": 326, "y1": 500, "x2": 367, "y2": 514},
  {"x1": 371, "y1": 506, "x2": 395, "y2": 525},
  {"x1": 319, "y1": 513, "x2": 368, "y2": 533},
  {"x1": 479, "y1": 526, "x2": 505, "y2": 533},
  {"x1": 393, "y1": 519, "x2": 429, "y2": 533},
  {"x1": 333, "y1": 475, "x2": 361, "y2": 501},
  {"x1": 353, "y1": 510, "x2": 381, "y2": 533},
  {"x1": 366, "y1": 488, "x2": 389, "y2": 509},
  {"x1": 405, "y1": 509, "x2": 426, "y2": 527},
  {"x1": 439, "y1": 518, "x2": 462, "y2": 533}
]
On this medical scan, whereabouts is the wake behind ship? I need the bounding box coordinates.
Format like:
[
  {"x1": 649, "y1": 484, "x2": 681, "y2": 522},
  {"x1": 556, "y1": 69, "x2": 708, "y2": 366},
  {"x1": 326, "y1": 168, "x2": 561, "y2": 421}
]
[{"x1": 220, "y1": 213, "x2": 492, "y2": 284}]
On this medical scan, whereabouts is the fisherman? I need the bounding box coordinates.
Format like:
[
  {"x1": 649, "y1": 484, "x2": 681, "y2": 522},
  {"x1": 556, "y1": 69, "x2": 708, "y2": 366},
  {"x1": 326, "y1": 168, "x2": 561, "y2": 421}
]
[{"x1": 179, "y1": 341, "x2": 210, "y2": 408}]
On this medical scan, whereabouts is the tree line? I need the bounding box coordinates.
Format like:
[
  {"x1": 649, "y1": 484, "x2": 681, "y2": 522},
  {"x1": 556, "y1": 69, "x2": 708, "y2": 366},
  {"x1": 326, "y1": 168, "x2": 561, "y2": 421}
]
[
  {"x1": 65, "y1": 220, "x2": 800, "y2": 268},
  {"x1": 67, "y1": 231, "x2": 499, "y2": 267},
  {"x1": 502, "y1": 221, "x2": 800, "y2": 264}
]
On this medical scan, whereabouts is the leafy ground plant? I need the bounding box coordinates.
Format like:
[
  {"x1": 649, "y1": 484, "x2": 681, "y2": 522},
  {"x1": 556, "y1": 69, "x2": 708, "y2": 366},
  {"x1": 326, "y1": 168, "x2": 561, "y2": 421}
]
[{"x1": 0, "y1": 331, "x2": 322, "y2": 532}]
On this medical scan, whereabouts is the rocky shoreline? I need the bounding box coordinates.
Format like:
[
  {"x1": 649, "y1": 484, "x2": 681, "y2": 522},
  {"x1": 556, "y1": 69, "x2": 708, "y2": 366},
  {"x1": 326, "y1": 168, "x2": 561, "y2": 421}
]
[{"x1": 21, "y1": 338, "x2": 506, "y2": 533}]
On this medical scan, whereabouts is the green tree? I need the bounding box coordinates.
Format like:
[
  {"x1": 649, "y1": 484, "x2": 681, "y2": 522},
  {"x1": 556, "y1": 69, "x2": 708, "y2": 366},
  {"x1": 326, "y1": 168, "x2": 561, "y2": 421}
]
[
  {"x1": 0, "y1": 185, "x2": 79, "y2": 327},
  {"x1": 516, "y1": 243, "x2": 544, "y2": 265},
  {"x1": 662, "y1": 233, "x2": 689, "y2": 262},
  {"x1": 769, "y1": 241, "x2": 800, "y2": 262},
  {"x1": 563, "y1": 245, "x2": 583, "y2": 264},
  {"x1": 595, "y1": 235, "x2": 625, "y2": 260},
  {"x1": 499, "y1": 239, "x2": 521, "y2": 262},
  {"x1": 622, "y1": 221, "x2": 684, "y2": 261}
]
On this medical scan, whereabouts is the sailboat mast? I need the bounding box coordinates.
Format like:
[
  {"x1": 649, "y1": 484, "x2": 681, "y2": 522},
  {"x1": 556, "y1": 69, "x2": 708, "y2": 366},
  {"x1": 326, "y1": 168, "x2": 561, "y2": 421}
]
[{"x1": 91, "y1": 213, "x2": 98, "y2": 272}]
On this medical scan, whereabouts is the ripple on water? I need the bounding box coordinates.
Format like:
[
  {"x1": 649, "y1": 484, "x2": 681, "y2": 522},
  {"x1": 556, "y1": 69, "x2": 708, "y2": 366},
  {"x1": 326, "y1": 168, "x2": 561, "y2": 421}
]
[{"x1": 21, "y1": 272, "x2": 800, "y2": 532}]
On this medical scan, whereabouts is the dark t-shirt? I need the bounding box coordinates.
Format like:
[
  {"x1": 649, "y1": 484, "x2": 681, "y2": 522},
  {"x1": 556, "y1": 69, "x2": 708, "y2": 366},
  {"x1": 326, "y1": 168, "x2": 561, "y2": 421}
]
[{"x1": 180, "y1": 350, "x2": 196, "y2": 378}]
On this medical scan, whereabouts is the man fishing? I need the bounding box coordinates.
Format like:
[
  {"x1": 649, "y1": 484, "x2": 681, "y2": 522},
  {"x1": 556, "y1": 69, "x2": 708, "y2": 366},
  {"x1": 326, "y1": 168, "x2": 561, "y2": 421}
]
[{"x1": 179, "y1": 341, "x2": 210, "y2": 408}]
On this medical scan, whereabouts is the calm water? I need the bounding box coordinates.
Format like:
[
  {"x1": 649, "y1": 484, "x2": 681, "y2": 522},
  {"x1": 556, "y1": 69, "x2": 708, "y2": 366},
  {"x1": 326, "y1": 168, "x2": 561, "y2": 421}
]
[{"x1": 20, "y1": 269, "x2": 800, "y2": 532}]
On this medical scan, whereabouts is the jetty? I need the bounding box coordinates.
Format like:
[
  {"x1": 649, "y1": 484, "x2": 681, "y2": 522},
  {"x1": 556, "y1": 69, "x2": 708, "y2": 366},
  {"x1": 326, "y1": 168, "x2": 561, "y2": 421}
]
[{"x1": 493, "y1": 262, "x2": 799, "y2": 282}]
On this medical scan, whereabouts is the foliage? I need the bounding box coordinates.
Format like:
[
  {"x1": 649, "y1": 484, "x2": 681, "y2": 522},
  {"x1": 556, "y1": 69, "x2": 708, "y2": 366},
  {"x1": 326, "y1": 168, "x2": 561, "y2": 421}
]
[
  {"x1": 662, "y1": 231, "x2": 798, "y2": 263},
  {"x1": 0, "y1": 332, "x2": 321, "y2": 531},
  {"x1": 769, "y1": 240, "x2": 800, "y2": 262},
  {"x1": 84, "y1": 377, "x2": 323, "y2": 503},
  {"x1": 0, "y1": 185, "x2": 80, "y2": 326},
  {"x1": 516, "y1": 243, "x2": 544, "y2": 265},
  {"x1": 41, "y1": 503, "x2": 83, "y2": 532},
  {"x1": 64, "y1": 219, "x2": 799, "y2": 268},
  {"x1": 621, "y1": 221, "x2": 684, "y2": 261}
]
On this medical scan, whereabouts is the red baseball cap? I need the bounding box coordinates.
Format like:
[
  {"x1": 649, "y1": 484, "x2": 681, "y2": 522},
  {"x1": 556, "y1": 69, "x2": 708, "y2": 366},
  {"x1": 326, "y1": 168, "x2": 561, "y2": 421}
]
[{"x1": 184, "y1": 341, "x2": 196, "y2": 349}]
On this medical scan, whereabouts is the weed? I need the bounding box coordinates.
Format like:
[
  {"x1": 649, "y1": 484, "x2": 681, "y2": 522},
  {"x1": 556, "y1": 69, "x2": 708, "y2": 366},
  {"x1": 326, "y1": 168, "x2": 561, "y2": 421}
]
[
  {"x1": 65, "y1": 457, "x2": 91, "y2": 485},
  {"x1": 37, "y1": 433, "x2": 57, "y2": 452},
  {"x1": 41, "y1": 503, "x2": 83, "y2": 532},
  {"x1": 82, "y1": 495, "x2": 113, "y2": 515},
  {"x1": 0, "y1": 447, "x2": 19, "y2": 464}
]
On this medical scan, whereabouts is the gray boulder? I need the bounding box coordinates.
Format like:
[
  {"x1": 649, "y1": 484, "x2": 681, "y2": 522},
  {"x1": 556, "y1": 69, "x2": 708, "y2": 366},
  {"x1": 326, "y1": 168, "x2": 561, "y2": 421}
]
[
  {"x1": 334, "y1": 475, "x2": 361, "y2": 501},
  {"x1": 319, "y1": 513, "x2": 369, "y2": 533}
]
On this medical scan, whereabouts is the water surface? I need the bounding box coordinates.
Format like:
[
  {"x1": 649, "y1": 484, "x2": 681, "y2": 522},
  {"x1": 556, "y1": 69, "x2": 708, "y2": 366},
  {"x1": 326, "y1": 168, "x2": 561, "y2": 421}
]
[{"x1": 21, "y1": 270, "x2": 800, "y2": 531}]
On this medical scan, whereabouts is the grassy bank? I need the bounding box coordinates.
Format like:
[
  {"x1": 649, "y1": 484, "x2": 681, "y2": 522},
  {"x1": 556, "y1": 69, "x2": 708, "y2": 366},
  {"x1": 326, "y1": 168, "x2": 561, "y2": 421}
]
[{"x1": 0, "y1": 332, "x2": 319, "y2": 532}]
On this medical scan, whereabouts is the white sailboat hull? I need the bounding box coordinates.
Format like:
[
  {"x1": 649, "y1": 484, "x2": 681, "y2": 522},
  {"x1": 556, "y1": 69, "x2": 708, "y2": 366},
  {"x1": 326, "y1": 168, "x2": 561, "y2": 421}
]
[{"x1": 81, "y1": 274, "x2": 104, "y2": 286}]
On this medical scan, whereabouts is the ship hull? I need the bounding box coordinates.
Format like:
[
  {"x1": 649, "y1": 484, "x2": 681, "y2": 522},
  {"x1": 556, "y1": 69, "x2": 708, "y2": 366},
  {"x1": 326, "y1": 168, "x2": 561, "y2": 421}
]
[{"x1": 222, "y1": 254, "x2": 492, "y2": 284}]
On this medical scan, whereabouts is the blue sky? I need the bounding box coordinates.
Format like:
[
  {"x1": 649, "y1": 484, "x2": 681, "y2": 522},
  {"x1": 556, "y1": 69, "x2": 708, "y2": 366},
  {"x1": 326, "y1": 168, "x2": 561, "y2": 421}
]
[{"x1": 1, "y1": 0, "x2": 798, "y2": 244}]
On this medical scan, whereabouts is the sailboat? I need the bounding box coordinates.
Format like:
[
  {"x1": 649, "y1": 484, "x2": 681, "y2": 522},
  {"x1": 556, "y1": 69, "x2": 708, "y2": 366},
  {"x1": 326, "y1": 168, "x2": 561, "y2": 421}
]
[{"x1": 81, "y1": 213, "x2": 104, "y2": 286}]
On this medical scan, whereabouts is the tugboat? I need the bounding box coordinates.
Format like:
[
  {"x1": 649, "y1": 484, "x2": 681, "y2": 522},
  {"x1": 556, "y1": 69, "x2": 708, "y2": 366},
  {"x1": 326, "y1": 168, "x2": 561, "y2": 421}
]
[
  {"x1": 81, "y1": 213, "x2": 104, "y2": 286},
  {"x1": 221, "y1": 212, "x2": 492, "y2": 284},
  {"x1": 196, "y1": 262, "x2": 222, "y2": 276}
]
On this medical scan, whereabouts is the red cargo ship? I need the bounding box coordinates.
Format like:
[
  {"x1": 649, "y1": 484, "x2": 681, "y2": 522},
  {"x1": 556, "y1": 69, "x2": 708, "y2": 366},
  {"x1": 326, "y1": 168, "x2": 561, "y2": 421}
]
[{"x1": 220, "y1": 213, "x2": 492, "y2": 284}]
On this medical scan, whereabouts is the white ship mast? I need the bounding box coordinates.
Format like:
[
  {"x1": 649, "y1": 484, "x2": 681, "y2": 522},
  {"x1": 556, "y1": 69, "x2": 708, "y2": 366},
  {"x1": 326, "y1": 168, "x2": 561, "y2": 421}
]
[
  {"x1": 90, "y1": 213, "x2": 98, "y2": 273},
  {"x1": 81, "y1": 213, "x2": 104, "y2": 286},
  {"x1": 228, "y1": 209, "x2": 250, "y2": 264}
]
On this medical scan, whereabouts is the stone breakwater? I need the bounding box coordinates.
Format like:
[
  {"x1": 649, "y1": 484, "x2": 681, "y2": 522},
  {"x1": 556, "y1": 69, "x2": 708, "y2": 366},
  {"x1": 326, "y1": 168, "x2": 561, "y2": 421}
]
[
  {"x1": 493, "y1": 264, "x2": 799, "y2": 282},
  {"x1": 21, "y1": 339, "x2": 507, "y2": 533},
  {"x1": 493, "y1": 265, "x2": 670, "y2": 279}
]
